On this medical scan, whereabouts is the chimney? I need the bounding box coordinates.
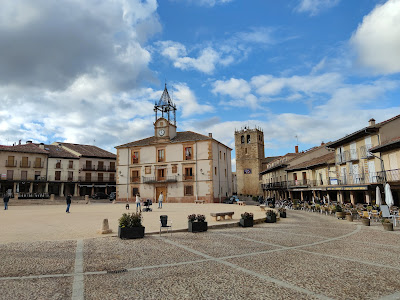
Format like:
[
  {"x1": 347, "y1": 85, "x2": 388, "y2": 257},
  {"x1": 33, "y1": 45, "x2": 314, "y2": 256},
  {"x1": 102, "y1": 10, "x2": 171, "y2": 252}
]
[
  {"x1": 39, "y1": 143, "x2": 45, "y2": 149},
  {"x1": 321, "y1": 141, "x2": 325, "y2": 146},
  {"x1": 208, "y1": 133, "x2": 212, "y2": 138},
  {"x1": 369, "y1": 118, "x2": 376, "y2": 126},
  {"x1": 26, "y1": 140, "x2": 32, "y2": 144},
  {"x1": 295, "y1": 145, "x2": 299, "y2": 153}
]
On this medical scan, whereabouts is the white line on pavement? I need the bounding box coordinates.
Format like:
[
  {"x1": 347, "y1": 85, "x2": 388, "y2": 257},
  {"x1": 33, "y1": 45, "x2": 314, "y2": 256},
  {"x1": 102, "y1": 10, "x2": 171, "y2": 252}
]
[{"x1": 72, "y1": 239, "x2": 84, "y2": 300}]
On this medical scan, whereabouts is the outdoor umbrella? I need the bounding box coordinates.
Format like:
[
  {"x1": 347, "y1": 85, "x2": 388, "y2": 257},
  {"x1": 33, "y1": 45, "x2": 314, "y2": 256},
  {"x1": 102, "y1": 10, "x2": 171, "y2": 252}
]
[
  {"x1": 385, "y1": 183, "x2": 394, "y2": 208},
  {"x1": 376, "y1": 186, "x2": 382, "y2": 206}
]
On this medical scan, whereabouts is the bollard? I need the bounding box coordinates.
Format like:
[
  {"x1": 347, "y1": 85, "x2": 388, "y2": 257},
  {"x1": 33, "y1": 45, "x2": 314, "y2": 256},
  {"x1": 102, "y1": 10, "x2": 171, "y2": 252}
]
[
  {"x1": 50, "y1": 194, "x2": 55, "y2": 201},
  {"x1": 85, "y1": 195, "x2": 90, "y2": 204},
  {"x1": 98, "y1": 218, "x2": 112, "y2": 234}
]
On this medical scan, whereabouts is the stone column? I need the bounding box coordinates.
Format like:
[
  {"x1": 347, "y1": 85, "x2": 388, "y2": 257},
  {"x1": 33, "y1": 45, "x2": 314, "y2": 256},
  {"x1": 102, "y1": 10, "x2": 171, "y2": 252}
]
[
  {"x1": 300, "y1": 191, "x2": 304, "y2": 201},
  {"x1": 350, "y1": 191, "x2": 355, "y2": 205},
  {"x1": 91, "y1": 186, "x2": 95, "y2": 195},
  {"x1": 60, "y1": 183, "x2": 64, "y2": 197},
  {"x1": 289, "y1": 191, "x2": 293, "y2": 200},
  {"x1": 29, "y1": 182, "x2": 33, "y2": 193},
  {"x1": 13, "y1": 182, "x2": 17, "y2": 194},
  {"x1": 74, "y1": 183, "x2": 78, "y2": 197},
  {"x1": 338, "y1": 191, "x2": 344, "y2": 204},
  {"x1": 365, "y1": 191, "x2": 371, "y2": 205},
  {"x1": 45, "y1": 183, "x2": 49, "y2": 193}
]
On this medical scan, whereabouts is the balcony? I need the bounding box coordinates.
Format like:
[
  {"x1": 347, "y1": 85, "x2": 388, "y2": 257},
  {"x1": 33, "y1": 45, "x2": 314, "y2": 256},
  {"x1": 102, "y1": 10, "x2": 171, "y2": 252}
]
[
  {"x1": 33, "y1": 162, "x2": 44, "y2": 168},
  {"x1": 132, "y1": 158, "x2": 139, "y2": 164},
  {"x1": 349, "y1": 149, "x2": 359, "y2": 161},
  {"x1": 97, "y1": 165, "x2": 107, "y2": 171},
  {"x1": 5, "y1": 160, "x2": 17, "y2": 167},
  {"x1": 55, "y1": 163, "x2": 63, "y2": 169},
  {"x1": 131, "y1": 176, "x2": 140, "y2": 183},
  {"x1": 287, "y1": 179, "x2": 311, "y2": 188},
  {"x1": 360, "y1": 144, "x2": 373, "y2": 159},
  {"x1": 82, "y1": 165, "x2": 96, "y2": 171},
  {"x1": 20, "y1": 161, "x2": 31, "y2": 168},
  {"x1": 183, "y1": 175, "x2": 194, "y2": 181},
  {"x1": 376, "y1": 169, "x2": 400, "y2": 183},
  {"x1": 335, "y1": 153, "x2": 345, "y2": 164},
  {"x1": 142, "y1": 176, "x2": 178, "y2": 184},
  {"x1": 78, "y1": 176, "x2": 116, "y2": 183},
  {"x1": 108, "y1": 166, "x2": 116, "y2": 172}
]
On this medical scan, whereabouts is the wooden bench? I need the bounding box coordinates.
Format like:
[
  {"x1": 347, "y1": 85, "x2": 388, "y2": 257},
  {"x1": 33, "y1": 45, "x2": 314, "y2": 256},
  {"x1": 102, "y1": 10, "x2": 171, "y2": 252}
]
[
  {"x1": 210, "y1": 212, "x2": 234, "y2": 221},
  {"x1": 237, "y1": 201, "x2": 246, "y2": 206},
  {"x1": 194, "y1": 200, "x2": 205, "y2": 204},
  {"x1": 260, "y1": 204, "x2": 267, "y2": 211}
]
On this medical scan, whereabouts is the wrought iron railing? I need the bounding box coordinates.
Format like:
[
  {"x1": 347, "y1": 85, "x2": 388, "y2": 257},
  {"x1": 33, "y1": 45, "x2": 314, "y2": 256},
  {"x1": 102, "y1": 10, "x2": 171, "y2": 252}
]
[
  {"x1": 142, "y1": 176, "x2": 178, "y2": 184},
  {"x1": 33, "y1": 162, "x2": 44, "y2": 168},
  {"x1": 20, "y1": 161, "x2": 31, "y2": 168},
  {"x1": 287, "y1": 179, "x2": 311, "y2": 188},
  {"x1": 5, "y1": 160, "x2": 17, "y2": 167},
  {"x1": 360, "y1": 144, "x2": 373, "y2": 158}
]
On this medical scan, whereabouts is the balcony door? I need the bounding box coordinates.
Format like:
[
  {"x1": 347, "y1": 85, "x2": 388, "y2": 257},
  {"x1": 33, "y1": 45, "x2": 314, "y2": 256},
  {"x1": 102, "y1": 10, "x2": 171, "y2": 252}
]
[
  {"x1": 156, "y1": 187, "x2": 167, "y2": 203},
  {"x1": 21, "y1": 171, "x2": 27, "y2": 181},
  {"x1": 22, "y1": 157, "x2": 29, "y2": 168},
  {"x1": 157, "y1": 169, "x2": 166, "y2": 181},
  {"x1": 368, "y1": 161, "x2": 376, "y2": 183}
]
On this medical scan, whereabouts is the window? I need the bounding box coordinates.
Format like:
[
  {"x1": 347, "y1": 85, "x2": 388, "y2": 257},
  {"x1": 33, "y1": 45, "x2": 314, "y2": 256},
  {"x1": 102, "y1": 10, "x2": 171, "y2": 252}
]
[
  {"x1": 85, "y1": 161, "x2": 92, "y2": 170},
  {"x1": 184, "y1": 185, "x2": 193, "y2": 196},
  {"x1": 98, "y1": 173, "x2": 104, "y2": 182},
  {"x1": 7, "y1": 156, "x2": 15, "y2": 167},
  {"x1": 224, "y1": 153, "x2": 226, "y2": 160},
  {"x1": 56, "y1": 160, "x2": 61, "y2": 169},
  {"x1": 158, "y1": 149, "x2": 165, "y2": 162},
  {"x1": 247, "y1": 135, "x2": 250, "y2": 143},
  {"x1": 7, "y1": 170, "x2": 13, "y2": 180},
  {"x1": 21, "y1": 171, "x2": 27, "y2": 181},
  {"x1": 132, "y1": 151, "x2": 139, "y2": 164},
  {"x1": 184, "y1": 147, "x2": 192, "y2": 160},
  {"x1": 145, "y1": 166, "x2": 151, "y2": 174},
  {"x1": 21, "y1": 157, "x2": 29, "y2": 168},
  {"x1": 55, "y1": 171, "x2": 61, "y2": 181},
  {"x1": 241, "y1": 135, "x2": 244, "y2": 144},
  {"x1": 157, "y1": 169, "x2": 165, "y2": 180},
  {"x1": 35, "y1": 171, "x2": 41, "y2": 180},
  {"x1": 215, "y1": 167, "x2": 217, "y2": 175},
  {"x1": 85, "y1": 173, "x2": 92, "y2": 182},
  {"x1": 68, "y1": 171, "x2": 73, "y2": 181},
  {"x1": 68, "y1": 160, "x2": 74, "y2": 169},
  {"x1": 109, "y1": 162, "x2": 116, "y2": 171},
  {"x1": 131, "y1": 170, "x2": 140, "y2": 182},
  {"x1": 160, "y1": 121, "x2": 164, "y2": 126},
  {"x1": 109, "y1": 173, "x2": 115, "y2": 181},
  {"x1": 172, "y1": 165, "x2": 177, "y2": 173},
  {"x1": 35, "y1": 157, "x2": 42, "y2": 168},
  {"x1": 132, "y1": 187, "x2": 139, "y2": 197},
  {"x1": 184, "y1": 167, "x2": 193, "y2": 180},
  {"x1": 98, "y1": 161, "x2": 104, "y2": 171}
]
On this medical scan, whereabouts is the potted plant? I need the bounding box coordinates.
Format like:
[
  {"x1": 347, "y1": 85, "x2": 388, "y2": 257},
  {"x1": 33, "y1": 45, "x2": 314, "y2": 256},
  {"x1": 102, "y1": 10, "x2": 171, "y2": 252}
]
[
  {"x1": 278, "y1": 207, "x2": 286, "y2": 218},
  {"x1": 361, "y1": 217, "x2": 370, "y2": 226},
  {"x1": 265, "y1": 210, "x2": 277, "y2": 223},
  {"x1": 335, "y1": 205, "x2": 345, "y2": 219},
  {"x1": 240, "y1": 212, "x2": 254, "y2": 227},
  {"x1": 188, "y1": 214, "x2": 208, "y2": 232},
  {"x1": 382, "y1": 219, "x2": 393, "y2": 231},
  {"x1": 118, "y1": 212, "x2": 145, "y2": 239},
  {"x1": 345, "y1": 212, "x2": 353, "y2": 222}
]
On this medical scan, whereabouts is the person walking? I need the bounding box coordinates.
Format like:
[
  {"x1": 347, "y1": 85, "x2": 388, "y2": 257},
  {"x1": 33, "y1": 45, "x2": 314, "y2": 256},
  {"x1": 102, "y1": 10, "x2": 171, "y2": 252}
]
[
  {"x1": 136, "y1": 193, "x2": 141, "y2": 213},
  {"x1": 3, "y1": 194, "x2": 10, "y2": 210},
  {"x1": 66, "y1": 194, "x2": 72, "y2": 213},
  {"x1": 158, "y1": 192, "x2": 163, "y2": 209}
]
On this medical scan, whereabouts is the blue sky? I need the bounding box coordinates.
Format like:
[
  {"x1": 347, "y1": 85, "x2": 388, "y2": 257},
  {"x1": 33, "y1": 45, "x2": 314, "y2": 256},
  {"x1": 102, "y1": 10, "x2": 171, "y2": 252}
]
[{"x1": 0, "y1": 0, "x2": 399, "y2": 170}]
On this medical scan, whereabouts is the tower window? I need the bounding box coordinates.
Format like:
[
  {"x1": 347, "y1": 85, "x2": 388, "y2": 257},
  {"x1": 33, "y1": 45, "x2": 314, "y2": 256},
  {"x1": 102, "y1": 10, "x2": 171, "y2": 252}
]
[
  {"x1": 241, "y1": 135, "x2": 244, "y2": 144},
  {"x1": 247, "y1": 135, "x2": 250, "y2": 143},
  {"x1": 245, "y1": 148, "x2": 247, "y2": 154}
]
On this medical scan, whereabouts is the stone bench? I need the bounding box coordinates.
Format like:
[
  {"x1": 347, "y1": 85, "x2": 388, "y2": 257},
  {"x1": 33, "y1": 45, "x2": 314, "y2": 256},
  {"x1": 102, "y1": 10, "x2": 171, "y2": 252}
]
[
  {"x1": 210, "y1": 212, "x2": 234, "y2": 221},
  {"x1": 237, "y1": 201, "x2": 246, "y2": 206},
  {"x1": 194, "y1": 200, "x2": 205, "y2": 204}
]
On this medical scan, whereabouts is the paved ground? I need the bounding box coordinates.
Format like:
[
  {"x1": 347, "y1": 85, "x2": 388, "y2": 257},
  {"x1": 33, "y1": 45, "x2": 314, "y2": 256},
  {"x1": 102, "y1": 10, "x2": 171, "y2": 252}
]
[{"x1": 1, "y1": 205, "x2": 400, "y2": 300}]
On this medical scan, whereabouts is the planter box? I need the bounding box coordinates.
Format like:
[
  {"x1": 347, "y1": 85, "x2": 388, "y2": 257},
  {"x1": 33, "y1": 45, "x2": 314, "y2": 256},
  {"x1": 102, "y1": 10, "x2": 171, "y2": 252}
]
[
  {"x1": 383, "y1": 222, "x2": 393, "y2": 231},
  {"x1": 265, "y1": 214, "x2": 277, "y2": 223},
  {"x1": 118, "y1": 226, "x2": 145, "y2": 239},
  {"x1": 345, "y1": 214, "x2": 353, "y2": 222},
  {"x1": 280, "y1": 211, "x2": 287, "y2": 218},
  {"x1": 336, "y1": 212, "x2": 345, "y2": 219},
  {"x1": 188, "y1": 221, "x2": 208, "y2": 233},
  {"x1": 361, "y1": 218, "x2": 370, "y2": 226},
  {"x1": 239, "y1": 218, "x2": 253, "y2": 227}
]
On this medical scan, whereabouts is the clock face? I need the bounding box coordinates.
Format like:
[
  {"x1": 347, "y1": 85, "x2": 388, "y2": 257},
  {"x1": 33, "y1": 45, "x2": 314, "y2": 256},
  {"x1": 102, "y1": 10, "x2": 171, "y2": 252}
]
[{"x1": 159, "y1": 129, "x2": 165, "y2": 136}]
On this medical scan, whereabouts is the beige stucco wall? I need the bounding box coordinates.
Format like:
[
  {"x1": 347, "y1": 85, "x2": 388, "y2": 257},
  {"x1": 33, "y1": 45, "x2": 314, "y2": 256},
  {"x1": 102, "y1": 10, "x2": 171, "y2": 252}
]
[
  {"x1": 47, "y1": 158, "x2": 80, "y2": 181},
  {"x1": 0, "y1": 151, "x2": 48, "y2": 181}
]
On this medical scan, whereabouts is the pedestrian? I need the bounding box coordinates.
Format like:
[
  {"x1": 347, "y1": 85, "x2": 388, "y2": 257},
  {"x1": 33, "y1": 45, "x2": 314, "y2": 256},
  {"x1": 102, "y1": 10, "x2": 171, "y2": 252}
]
[
  {"x1": 3, "y1": 194, "x2": 10, "y2": 210},
  {"x1": 136, "y1": 193, "x2": 141, "y2": 213},
  {"x1": 158, "y1": 191, "x2": 163, "y2": 209},
  {"x1": 66, "y1": 194, "x2": 72, "y2": 213}
]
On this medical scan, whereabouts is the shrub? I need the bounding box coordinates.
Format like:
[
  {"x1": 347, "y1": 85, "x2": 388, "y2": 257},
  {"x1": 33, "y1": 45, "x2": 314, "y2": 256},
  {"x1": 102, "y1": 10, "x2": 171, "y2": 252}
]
[
  {"x1": 336, "y1": 205, "x2": 343, "y2": 212},
  {"x1": 241, "y1": 212, "x2": 254, "y2": 219},
  {"x1": 196, "y1": 214, "x2": 206, "y2": 222},
  {"x1": 119, "y1": 213, "x2": 142, "y2": 228},
  {"x1": 187, "y1": 214, "x2": 196, "y2": 222},
  {"x1": 266, "y1": 210, "x2": 277, "y2": 217}
]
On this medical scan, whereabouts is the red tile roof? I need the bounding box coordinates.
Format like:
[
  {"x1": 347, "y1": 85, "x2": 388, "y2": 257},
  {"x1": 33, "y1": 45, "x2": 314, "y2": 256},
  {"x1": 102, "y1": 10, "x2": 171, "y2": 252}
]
[
  {"x1": 286, "y1": 152, "x2": 335, "y2": 171},
  {"x1": 55, "y1": 143, "x2": 116, "y2": 159},
  {"x1": 41, "y1": 144, "x2": 79, "y2": 159},
  {"x1": 0, "y1": 143, "x2": 49, "y2": 154}
]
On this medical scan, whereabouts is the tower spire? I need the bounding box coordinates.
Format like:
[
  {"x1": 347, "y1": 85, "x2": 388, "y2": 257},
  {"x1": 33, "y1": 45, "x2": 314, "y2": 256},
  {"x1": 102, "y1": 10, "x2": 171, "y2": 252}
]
[{"x1": 154, "y1": 84, "x2": 177, "y2": 126}]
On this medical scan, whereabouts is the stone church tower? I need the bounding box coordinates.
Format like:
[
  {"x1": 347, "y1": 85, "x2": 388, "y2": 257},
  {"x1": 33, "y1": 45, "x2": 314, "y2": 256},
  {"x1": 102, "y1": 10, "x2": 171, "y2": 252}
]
[{"x1": 235, "y1": 127, "x2": 264, "y2": 196}]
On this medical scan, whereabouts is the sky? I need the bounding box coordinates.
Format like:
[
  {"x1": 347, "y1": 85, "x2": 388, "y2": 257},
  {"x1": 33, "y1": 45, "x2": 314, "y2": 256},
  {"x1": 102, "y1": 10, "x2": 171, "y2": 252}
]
[{"x1": 0, "y1": 0, "x2": 400, "y2": 171}]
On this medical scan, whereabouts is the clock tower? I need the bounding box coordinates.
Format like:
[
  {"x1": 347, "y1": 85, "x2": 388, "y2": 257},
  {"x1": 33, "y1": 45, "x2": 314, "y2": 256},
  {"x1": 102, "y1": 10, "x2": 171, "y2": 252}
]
[{"x1": 154, "y1": 84, "x2": 177, "y2": 140}]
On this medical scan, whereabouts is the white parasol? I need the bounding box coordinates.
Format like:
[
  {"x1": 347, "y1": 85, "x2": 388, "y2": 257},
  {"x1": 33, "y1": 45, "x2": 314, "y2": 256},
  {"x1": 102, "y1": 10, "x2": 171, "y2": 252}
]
[
  {"x1": 385, "y1": 183, "x2": 394, "y2": 208},
  {"x1": 376, "y1": 186, "x2": 382, "y2": 206}
]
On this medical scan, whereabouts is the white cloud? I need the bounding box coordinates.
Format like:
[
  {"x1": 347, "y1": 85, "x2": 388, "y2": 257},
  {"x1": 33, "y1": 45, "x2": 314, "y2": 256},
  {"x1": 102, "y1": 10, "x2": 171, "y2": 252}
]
[
  {"x1": 171, "y1": 83, "x2": 215, "y2": 117},
  {"x1": 172, "y1": 0, "x2": 233, "y2": 7},
  {"x1": 296, "y1": 0, "x2": 340, "y2": 16},
  {"x1": 212, "y1": 78, "x2": 251, "y2": 98},
  {"x1": 351, "y1": 0, "x2": 400, "y2": 74}
]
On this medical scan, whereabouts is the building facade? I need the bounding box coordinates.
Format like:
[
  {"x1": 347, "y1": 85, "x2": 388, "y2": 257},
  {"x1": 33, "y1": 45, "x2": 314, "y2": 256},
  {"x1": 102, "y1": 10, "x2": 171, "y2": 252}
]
[{"x1": 115, "y1": 85, "x2": 232, "y2": 203}]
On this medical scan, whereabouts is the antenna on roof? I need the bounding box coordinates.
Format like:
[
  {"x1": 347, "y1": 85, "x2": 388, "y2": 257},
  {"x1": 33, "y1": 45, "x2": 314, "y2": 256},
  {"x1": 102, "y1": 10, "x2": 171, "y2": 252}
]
[
  {"x1": 93, "y1": 139, "x2": 96, "y2": 145},
  {"x1": 295, "y1": 135, "x2": 299, "y2": 146}
]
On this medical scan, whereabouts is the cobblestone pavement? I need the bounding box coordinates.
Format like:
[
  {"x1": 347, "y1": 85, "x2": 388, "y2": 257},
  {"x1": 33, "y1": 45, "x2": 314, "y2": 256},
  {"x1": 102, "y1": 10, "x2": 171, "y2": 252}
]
[{"x1": 1, "y1": 210, "x2": 400, "y2": 300}]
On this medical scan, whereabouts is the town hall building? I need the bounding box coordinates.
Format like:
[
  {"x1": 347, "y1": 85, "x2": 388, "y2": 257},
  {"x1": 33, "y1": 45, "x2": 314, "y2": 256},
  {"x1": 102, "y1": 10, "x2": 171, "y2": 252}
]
[{"x1": 115, "y1": 85, "x2": 232, "y2": 203}]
